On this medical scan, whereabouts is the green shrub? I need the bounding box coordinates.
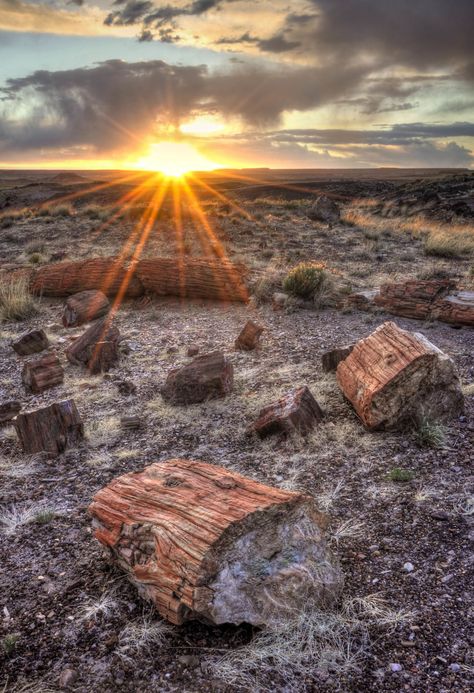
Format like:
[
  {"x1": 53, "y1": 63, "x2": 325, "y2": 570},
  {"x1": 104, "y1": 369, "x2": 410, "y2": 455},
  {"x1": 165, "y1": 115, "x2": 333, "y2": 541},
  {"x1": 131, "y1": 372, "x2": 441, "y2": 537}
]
[
  {"x1": 387, "y1": 468, "x2": 415, "y2": 482},
  {"x1": 413, "y1": 416, "x2": 445, "y2": 448},
  {"x1": 0, "y1": 276, "x2": 39, "y2": 322},
  {"x1": 283, "y1": 262, "x2": 336, "y2": 307},
  {"x1": 3, "y1": 633, "x2": 19, "y2": 656},
  {"x1": 28, "y1": 252, "x2": 46, "y2": 265}
]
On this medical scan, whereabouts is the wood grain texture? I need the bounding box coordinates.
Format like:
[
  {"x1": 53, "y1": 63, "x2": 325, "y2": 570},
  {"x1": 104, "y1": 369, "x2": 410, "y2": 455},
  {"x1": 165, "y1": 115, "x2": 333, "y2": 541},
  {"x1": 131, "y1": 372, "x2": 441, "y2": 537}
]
[
  {"x1": 62, "y1": 290, "x2": 110, "y2": 328},
  {"x1": 337, "y1": 321, "x2": 464, "y2": 430},
  {"x1": 254, "y1": 386, "x2": 324, "y2": 438},
  {"x1": 66, "y1": 318, "x2": 120, "y2": 374},
  {"x1": 12, "y1": 329, "x2": 50, "y2": 356},
  {"x1": 14, "y1": 399, "x2": 84, "y2": 456},
  {"x1": 161, "y1": 352, "x2": 233, "y2": 405},
  {"x1": 21, "y1": 353, "x2": 64, "y2": 394},
  {"x1": 89, "y1": 459, "x2": 341, "y2": 627},
  {"x1": 234, "y1": 320, "x2": 264, "y2": 350}
]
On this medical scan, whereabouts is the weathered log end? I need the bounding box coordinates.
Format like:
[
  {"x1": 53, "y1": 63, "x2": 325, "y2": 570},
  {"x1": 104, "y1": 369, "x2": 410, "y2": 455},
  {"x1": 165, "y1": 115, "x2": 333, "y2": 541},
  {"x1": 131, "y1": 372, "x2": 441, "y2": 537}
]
[
  {"x1": 66, "y1": 318, "x2": 120, "y2": 374},
  {"x1": 322, "y1": 344, "x2": 355, "y2": 372},
  {"x1": 21, "y1": 353, "x2": 64, "y2": 394},
  {"x1": 337, "y1": 321, "x2": 464, "y2": 430},
  {"x1": 0, "y1": 400, "x2": 21, "y2": 425},
  {"x1": 161, "y1": 352, "x2": 233, "y2": 405},
  {"x1": 254, "y1": 386, "x2": 324, "y2": 438},
  {"x1": 12, "y1": 329, "x2": 50, "y2": 356},
  {"x1": 235, "y1": 320, "x2": 264, "y2": 351},
  {"x1": 62, "y1": 290, "x2": 110, "y2": 328},
  {"x1": 89, "y1": 459, "x2": 342, "y2": 627},
  {"x1": 14, "y1": 399, "x2": 84, "y2": 456}
]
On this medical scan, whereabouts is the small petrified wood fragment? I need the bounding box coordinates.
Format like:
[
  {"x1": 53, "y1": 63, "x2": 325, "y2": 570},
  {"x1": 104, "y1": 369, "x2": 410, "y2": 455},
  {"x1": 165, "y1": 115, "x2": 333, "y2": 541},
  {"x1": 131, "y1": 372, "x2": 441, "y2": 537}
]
[
  {"x1": 22, "y1": 353, "x2": 64, "y2": 394},
  {"x1": 89, "y1": 459, "x2": 342, "y2": 627},
  {"x1": 14, "y1": 399, "x2": 84, "y2": 456},
  {"x1": 120, "y1": 415, "x2": 143, "y2": 430},
  {"x1": 235, "y1": 320, "x2": 264, "y2": 351},
  {"x1": 322, "y1": 344, "x2": 355, "y2": 372},
  {"x1": 12, "y1": 329, "x2": 49, "y2": 356},
  {"x1": 337, "y1": 321, "x2": 464, "y2": 430},
  {"x1": 0, "y1": 400, "x2": 21, "y2": 424},
  {"x1": 254, "y1": 386, "x2": 324, "y2": 438},
  {"x1": 62, "y1": 290, "x2": 110, "y2": 328},
  {"x1": 161, "y1": 352, "x2": 233, "y2": 405},
  {"x1": 66, "y1": 318, "x2": 120, "y2": 374}
]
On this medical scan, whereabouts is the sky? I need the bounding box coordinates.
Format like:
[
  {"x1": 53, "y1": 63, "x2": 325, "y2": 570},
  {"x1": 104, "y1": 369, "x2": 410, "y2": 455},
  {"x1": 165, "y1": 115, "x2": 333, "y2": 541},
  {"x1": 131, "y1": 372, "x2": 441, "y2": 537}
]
[{"x1": 0, "y1": 0, "x2": 473, "y2": 169}]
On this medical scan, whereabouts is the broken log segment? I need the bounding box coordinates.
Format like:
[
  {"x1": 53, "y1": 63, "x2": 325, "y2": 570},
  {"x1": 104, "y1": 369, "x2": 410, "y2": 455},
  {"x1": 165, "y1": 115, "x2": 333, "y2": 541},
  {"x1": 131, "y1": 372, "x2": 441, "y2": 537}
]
[
  {"x1": 235, "y1": 320, "x2": 264, "y2": 351},
  {"x1": 373, "y1": 279, "x2": 456, "y2": 320},
  {"x1": 62, "y1": 290, "x2": 110, "y2": 328},
  {"x1": 30, "y1": 257, "x2": 144, "y2": 298},
  {"x1": 12, "y1": 329, "x2": 50, "y2": 356},
  {"x1": 136, "y1": 258, "x2": 249, "y2": 303},
  {"x1": 22, "y1": 354, "x2": 64, "y2": 394},
  {"x1": 66, "y1": 318, "x2": 120, "y2": 374},
  {"x1": 432, "y1": 292, "x2": 474, "y2": 327},
  {"x1": 336, "y1": 321, "x2": 464, "y2": 430},
  {"x1": 0, "y1": 400, "x2": 21, "y2": 424},
  {"x1": 322, "y1": 344, "x2": 355, "y2": 373},
  {"x1": 161, "y1": 352, "x2": 233, "y2": 405},
  {"x1": 254, "y1": 386, "x2": 324, "y2": 438},
  {"x1": 14, "y1": 399, "x2": 84, "y2": 456},
  {"x1": 89, "y1": 459, "x2": 342, "y2": 627}
]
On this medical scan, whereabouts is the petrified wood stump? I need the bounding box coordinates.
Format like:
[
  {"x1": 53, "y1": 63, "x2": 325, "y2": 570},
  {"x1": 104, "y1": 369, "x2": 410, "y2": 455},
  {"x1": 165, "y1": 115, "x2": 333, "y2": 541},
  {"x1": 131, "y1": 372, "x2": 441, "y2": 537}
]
[
  {"x1": 0, "y1": 400, "x2": 21, "y2": 424},
  {"x1": 254, "y1": 386, "x2": 324, "y2": 438},
  {"x1": 66, "y1": 318, "x2": 120, "y2": 374},
  {"x1": 161, "y1": 352, "x2": 233, "y2": 405},
  {"x1": 322, "y1": 344, "x2": 355, "y2": 372},
  {"x1": 12, "y1": 329, "x2": 50, "y2": 356},
  {"x1": 337, "y1": 321, "x2": 464, "y2": 430},
  {"x1": 62, "y1": 290, "x2": 110, "y2": 328},
  {"x1": 22, "y1": 354, "x2": 64, "y2": 394},
  {"x1": 89, "y1": 459, "x2": 342, "y2": 627},
  {"x1": 30, "y1": 257, "x2": 144, "y2": 298},
  {"x1": 235, "y1": 320, "x2": 264, "y2": 351},
  {"x1": 14, "y1": 400, "x2": 84, "y2": 456}
]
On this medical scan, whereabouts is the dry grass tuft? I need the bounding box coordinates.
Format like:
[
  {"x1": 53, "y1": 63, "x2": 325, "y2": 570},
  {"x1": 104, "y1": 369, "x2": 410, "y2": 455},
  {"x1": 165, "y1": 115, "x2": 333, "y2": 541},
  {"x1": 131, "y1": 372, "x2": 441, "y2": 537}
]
[
  {"x1": 0, "y1": 276, "x2": 39, "y2": 322},
  {"x1": 283, "y1": 262, "x2": 337, "y2": 307},
  {"x1": 118, "y1": 614, "x2": 172, "y2": 662},
  {"x1": 424, "y1": 231, "x2": 474, "y2": 258}
]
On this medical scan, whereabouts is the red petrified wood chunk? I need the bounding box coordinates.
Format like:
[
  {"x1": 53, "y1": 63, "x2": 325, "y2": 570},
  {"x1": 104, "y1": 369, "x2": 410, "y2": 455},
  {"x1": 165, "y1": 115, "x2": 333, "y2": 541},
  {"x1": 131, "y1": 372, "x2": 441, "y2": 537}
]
[
  {"x1": 235, "y1": 320, "x2": 264, "y2": 351},
  {"x1": 12, "y1": 329, "x2": 50, "y2": 356},
  {"x1": 14, "y1": 399, "x2": 84, "y2": 456},
  {"x1": 62, "y1": 290, "x2": 110, "y2": 328},
  {"x1": 254, "y1": 386, "x2": 324, "y2": 438},
  {"x1": 89, "y1": 459, "x2": 342, "y2": 627},
  {"x1": 161, "y1": 352, "x2": 233, "y2": 405},
  {"x1": 336, "y1": 321, "x2": 464, "y2": 430},
  {"x1": 66, "y1": 318, "x2": 120, "y2": 374},
  {"x1": 321, "y1": 344, "x2": 355, "y2": 372},
  {"x1": 373, "y1": 279, "x2": 456, "y2": 320},
  {"x1": 22, "y1": 353, "x2": 64, "y2": 394}
]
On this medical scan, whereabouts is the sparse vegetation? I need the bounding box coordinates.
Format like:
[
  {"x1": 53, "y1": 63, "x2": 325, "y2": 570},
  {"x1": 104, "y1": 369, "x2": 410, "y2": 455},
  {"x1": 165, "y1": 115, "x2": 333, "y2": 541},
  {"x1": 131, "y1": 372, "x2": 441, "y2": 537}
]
[
  {"x1": 413, "y1": 416, "x2": 445, "y2": 448},
  {"x1": 49, "y1": 204, "x2": 75, "y2": 217},
  {"x1": 424, "y1": 231, "x2": 474, "y2": 258},
  {"x1": 283, "y1": 262, "x2": 337, "y2": 307},
  {"x1": 3, "y1": 633, "x2": 20, "y2": 656},
  {"x1": 0, "y1": 276, "x2": 39, "y2": 322},
  {"x1": 387, "y1": 467, "x2": 415, "y2": 483}
]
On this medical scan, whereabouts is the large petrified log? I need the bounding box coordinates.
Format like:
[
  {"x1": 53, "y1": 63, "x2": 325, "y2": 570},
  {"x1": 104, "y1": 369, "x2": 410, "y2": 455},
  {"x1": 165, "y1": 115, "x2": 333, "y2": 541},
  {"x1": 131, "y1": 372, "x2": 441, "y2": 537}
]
[
  {"x1": 66, "y1": 318, "x2": 120, "y2": 374},
  {"x1": 30, "y1": 257, "x2": 144, "y2": 298},
  {"x1": 322, "y1": 344, "x2": 355, "y2": 373},
  {"x1": 161, "y1": 352, "x2": 233, "y2": 405},
  {"x1": 12, "y1": 329, "x2": 50, "y2": 356},
  {"x1": 136, "y1": 258, "x2": 248, "y2": 303},
  {"x1": 14, "y1": 400, "x2": 84, "y2": 456},
  {"x1": 432, "y1": 292, "x2": 474, "y2": 327},
  {"x1": 337, "y1": 321, "x2": 464, "y2": 430},
  {"x1": 62, "y1": 290, "x2": 110, "y2": 328},
  {"x1": 0, "y1": 400, "x2": 21, "y2": 424},
  {"x1": 22, "y1": 353, "x2": 64, "y2": 394},
  {"x1": 254, "y1": 386, "x2": 324, "y2": 438},
  {"x1": 235, "y1": 320, "x2": 264, "y2": 351},
  {"x1": 89, "y1": 459, "x2": 342, "y2": 627}
]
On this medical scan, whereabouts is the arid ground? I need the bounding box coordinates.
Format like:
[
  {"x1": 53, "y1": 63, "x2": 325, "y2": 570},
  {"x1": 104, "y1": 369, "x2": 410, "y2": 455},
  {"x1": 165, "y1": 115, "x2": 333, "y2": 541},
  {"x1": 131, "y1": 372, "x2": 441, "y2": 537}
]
[{"x1": 0, "y1": 168, "x2": 473, "y2": 692}]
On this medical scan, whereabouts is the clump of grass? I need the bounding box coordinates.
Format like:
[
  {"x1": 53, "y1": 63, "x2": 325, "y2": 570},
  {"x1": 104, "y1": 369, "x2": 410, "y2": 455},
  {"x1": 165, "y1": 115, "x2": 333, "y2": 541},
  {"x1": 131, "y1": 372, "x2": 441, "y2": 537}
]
[
  {"x1": 49, "y1": 204, "x2": 74, "y2": 217},
  {"x1": 424, "y1": 232, "x2": 474, "y2": 258},
  {"x1": 79, "y1": 591, "x2": 120, "y2": 622},
  {"x1": 3, "y1": 633, "x2": 20, "y2": 656},
  {"x1": 35, "y1": 206, "x2": 50, "y2": 217},
  {"x1": 27, "y1": 252, "x2": 46, "y2": 265},
  {"x1": 252, "y1": 264, "x2": 285, "y2": 304},
  {"x1": 0, "y1": 276, "x2": 39, "y2": 322},
  {"x1": 118, "y1": 615, "x2": 172, "y2": 662},
  {"x1": 82, "y1": 204, "x2": 110, "y2": 221},
  {"x1": 34, "y1": 509, "x2": 57, "y2": 525},
  {"x1": 413, "y1": 416, "x2": 445, "y2": 448},
  {"x1": 387, "y1": 467, "x2": 415, "y2": 483},
  {"x1": 283, "y1": 262, "x2": 336, "y2": 307}
]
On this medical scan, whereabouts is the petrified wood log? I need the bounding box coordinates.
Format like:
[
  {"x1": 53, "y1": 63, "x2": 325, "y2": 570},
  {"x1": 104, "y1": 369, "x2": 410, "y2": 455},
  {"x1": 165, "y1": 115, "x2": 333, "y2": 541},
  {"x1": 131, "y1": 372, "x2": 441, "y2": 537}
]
[
  {"x1": 373, "y1": 279, "x2": 456, "y2": 320},
  {"x1": 432, "y1": 291, "x2": 474, "y2": 327},
  {"x1": 136, "y1": 258, "x2": 248, "y2": 303},
  {"x1": 66, "y1": 318, "x2": 120, "y2": 374},
  {"x1": 12, "y1": 329, "x2": 49, "y2": 356},
  {"x1": 254, "y1": 386, "x2": 324, "y2": 438},
  {"x1": 161, "y1": 352, "x2": 233, "y2": 405},
  {"x1": 22, "y1": 354, "x2": 64, "y2": 394},
  {"x1": 30, "y1": 257, "x2": 144, "y2": 298},
  {"x1": 235, "y1": 320, "x2": 264, "y2": 351},
  {"x1": 337, "y1": 321, "x2": 463, "y2": 430},
  {"x1": 89, "y1": 459, "x2": 342, "y2": 627},
  {"x1": 322, "y1": 344, "x2": 355, "y2": 372},
  {"x1": 0, "y1": 400, "x2": 21, "y2": 424},
  {"x1": 14, "y1": 399, "x2": 84, "y2": 456},
  {"x1": 62, "y1": 290, "x2": 110, "y2": 328}
]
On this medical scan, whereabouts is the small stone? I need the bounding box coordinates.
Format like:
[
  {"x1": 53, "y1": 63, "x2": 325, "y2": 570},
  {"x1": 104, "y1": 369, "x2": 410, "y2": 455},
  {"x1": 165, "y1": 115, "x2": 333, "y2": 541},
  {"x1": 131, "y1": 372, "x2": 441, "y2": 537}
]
[
  {"x1": 116, "y1": 380, "x2": 137, "y2": 396},
  {"x1": 59, "y1": 668, "x2": 78, "y2": 689},
  {"x1": 167, "y1": 346, "x2": 179, "y2": 354},
  {"x1": 178, "y1": 654, "x2": 200, "y2": 668},
  {"x1": 389, "y1": 663, "x2": 403, "y2": 672},
  {"x1": 431, "y1": 511, "x2": 449, "y2": 521},
  {"x1": 187, "y1": 346, "x2": 199, "y2": 357},
  {"x1": 449, "y1": 663, "x2": 461, "y2": 672},
  {"x1": 403, "y1": 562, "x2": 414, "y2": 572}
]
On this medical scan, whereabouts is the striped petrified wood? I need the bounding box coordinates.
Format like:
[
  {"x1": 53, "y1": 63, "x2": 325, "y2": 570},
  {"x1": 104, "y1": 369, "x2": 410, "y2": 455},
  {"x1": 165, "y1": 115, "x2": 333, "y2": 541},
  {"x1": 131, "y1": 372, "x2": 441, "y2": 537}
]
[
  {"x1": 62, "y1": 290, "x2": 110, "y2": 328},
  {"x1": 14, "y1": 399, "x2": 84, "y2": 456},
  {"x1": 89, "y1": 459, "x2": 342, "y2": 627},
  {"x1": 234, "y1": 319, "x2": 264, "y2": 350},
  {"x1": 66, "y1": 318, "x2": 120, "y2": 374},
  {"x1": 337, "y1": 321, "x2": 463, "y2": 430},
  {"x1": 432, "y1": 291, "x2": 474, "y2": 327},
  {"x1": 254, "y1": 386, "x2": 324, "y2": 438},
  {"x1": 161, "y1": 352, "x2": 233, "y2": 405},
  {"x1": 21, "y1": 353, "x2": 64, "y2": 394},
  {"x1": 12, "y1": 328, "x2": 50, "y2": 356}
]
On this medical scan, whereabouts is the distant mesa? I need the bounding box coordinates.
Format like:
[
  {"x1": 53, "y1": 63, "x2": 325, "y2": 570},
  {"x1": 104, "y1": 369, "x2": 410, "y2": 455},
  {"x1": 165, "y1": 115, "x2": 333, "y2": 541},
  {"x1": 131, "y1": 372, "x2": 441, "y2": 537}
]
[{"x1": 49, "y1": 172, "x2": 90, "y2": 185}]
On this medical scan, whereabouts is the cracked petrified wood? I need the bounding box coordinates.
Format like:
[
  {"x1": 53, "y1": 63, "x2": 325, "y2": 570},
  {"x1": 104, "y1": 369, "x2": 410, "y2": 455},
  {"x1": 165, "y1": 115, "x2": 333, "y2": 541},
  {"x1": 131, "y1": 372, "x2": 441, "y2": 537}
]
[
  {"x1": 89, "y1": 459, "x2": 342, "y2": 627},
  {"x1": 66, "y1": 318, "x2": 120, "y2": 374},
  {"x1": 373, "y1": 279, "x2": 456, "y2": 320},
  {"x1": 254, "y1": 386, "x2": 324, "y2": 438},
  {"x1": 62, "y1": 290, "x2": 110, "y2": 328},
  {"x1": 22, "y1": 353, "x2": 64, "y2": 394},
  {"x1": 322, "y1": 344, "x2": 355, "y2": 372},
  {"x1": 30, "y1": 257, "x2": 144, "y2": 298},
  {"x1": 12, "y1": 329, "x2": 50, "y2": 356},
  {"x1": 136, "y1": 258, "x2": 248, "y2": 302},
  {"x1": 235, "y1": 320, "x2": 264, "y2": 351},
  {"x1": 0, "y1": 400, "x2": 21, "y2": 424},
  {"x1": 337, "y1": 321, "x2": 463, "y2": 430},
  {"x1": 161, "y1": 352, "x2": 233, "y2": 405},
  {"x1": 14, "y1": 399, "x2": 84, "y2": 456}
]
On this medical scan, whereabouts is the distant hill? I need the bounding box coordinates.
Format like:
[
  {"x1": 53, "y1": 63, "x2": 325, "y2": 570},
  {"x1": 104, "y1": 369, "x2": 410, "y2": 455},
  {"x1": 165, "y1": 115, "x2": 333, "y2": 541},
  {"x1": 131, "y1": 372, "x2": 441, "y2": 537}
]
[{"x1": 49, "y1": 172, "x2": 90, "y2": 185}]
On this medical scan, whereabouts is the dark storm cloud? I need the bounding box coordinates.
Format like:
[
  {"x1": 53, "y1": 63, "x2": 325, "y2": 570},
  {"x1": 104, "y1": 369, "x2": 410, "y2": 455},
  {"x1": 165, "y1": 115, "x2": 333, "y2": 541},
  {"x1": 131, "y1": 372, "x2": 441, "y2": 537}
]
[{"x1": 256, "y1": 34, "x2": 300, "y2": 54}]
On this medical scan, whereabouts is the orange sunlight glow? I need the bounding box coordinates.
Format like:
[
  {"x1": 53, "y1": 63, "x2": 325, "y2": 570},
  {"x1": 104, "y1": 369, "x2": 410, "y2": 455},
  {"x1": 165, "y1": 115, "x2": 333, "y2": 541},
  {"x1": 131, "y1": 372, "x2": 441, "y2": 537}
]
[{"x1": 132, "y1": 141, "x2": 220, "y2": 177}]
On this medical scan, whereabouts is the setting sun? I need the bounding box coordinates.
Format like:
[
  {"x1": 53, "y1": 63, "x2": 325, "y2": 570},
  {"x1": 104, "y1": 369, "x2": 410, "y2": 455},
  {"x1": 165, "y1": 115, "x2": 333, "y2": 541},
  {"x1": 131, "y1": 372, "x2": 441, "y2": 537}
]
[{"x1": 132, "y1": 141, "x2": 220, "y2": 177}]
